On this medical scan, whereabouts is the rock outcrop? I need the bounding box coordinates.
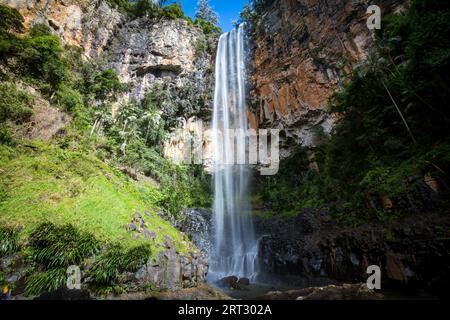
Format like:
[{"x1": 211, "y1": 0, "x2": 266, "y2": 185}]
[
  {"x1": 248, "y1": 0, "x2": 408, "y2": 152},
  {"x1": 258, "y1": 283, "x2": 383, "y2": 300},
  {"x1": 254, "y1": 209, "x2": 450, "y2": 297},
  {"x1": 108, "y1": 17, "x2": 215, "y2": 114},
  {"x1": 1, "y1": 0, "x2": 124, "y2": 59},
  {"x1": 135, "y1": 248, "x2": 208, "y2": 291},
  {"x1": 176, "y1": 209, "x2": 212, "y2": 256},
  {"x1": 1, "y1": 0, "x2": 216, "y2": 120}
]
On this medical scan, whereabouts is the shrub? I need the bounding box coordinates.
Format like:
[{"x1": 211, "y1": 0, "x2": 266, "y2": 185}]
[
  {"x1": 0, "y1": 5, "x2": 24, "y2": 33},
  {"x1": 91, "y1": 69, "x2": 124, "y2": 100},
  {"x1": 30, "y1": 23, "x2": 51, "y2": 37},
  {"x1": 0, "y1": 126, "x2": 14, "y2": 145},
  {"x1": 106, "y1": 0, "x2": 132, "y2": 13},
  {"x1": 0, "y1": 83, "x2": 33, "y2": 123},
  {"x1": 25, "y1": 268, "x2": 66, "y2": 296},
  {"x1": 56, "y1": 84, "x2": 84, "y2": 112},
  {"x1": 20, "y1": 35, "x2": 70, "y2": 90},
  {"x1": 162, "y1": 3, "x2": 184, "y2": 20},
  {"x1": 133, "y1": 0, "x2": 160, "y2": 18},
  {"x1": 195, "y1": 18, "x2": 221, "y2": 35},
  {"x1": 0, "y1": 226, "x2": 20, "y2": 257},
  {"x1": 89, "y1": 244, "x2": 151, "y2": 286},
  {"x1": 28, "y1": 223, "x2": 100, "y2": 269}
]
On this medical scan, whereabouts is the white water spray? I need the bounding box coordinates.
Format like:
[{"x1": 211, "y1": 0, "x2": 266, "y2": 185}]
[{"x1": 209, "y1": 24, "x2": 258, "y2": 281}]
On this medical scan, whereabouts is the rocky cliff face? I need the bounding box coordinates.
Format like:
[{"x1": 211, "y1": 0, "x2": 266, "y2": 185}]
[
  {"x1": 248, "y1": 0, "x2": 407, "y2": 152},
  {"x1": 1, "y1": 0, "x2": 123, "y2": 59},
  {"x1": 2, "y1": 0, "x2": 217, "y2": 165},
  {"x1": 2, "y1": 0, "x2": 215, "y2": 116},
  {"x1": 254, "y1": 210, "x2": 450, "y2": 296},
  {"x1": 108, "y1": 17, "x2": 214, "y2": 116}
]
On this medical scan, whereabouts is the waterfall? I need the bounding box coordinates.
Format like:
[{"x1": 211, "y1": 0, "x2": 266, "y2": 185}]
[{"x1": 209, "y1": 24, "x2": 258, "y2": 281}]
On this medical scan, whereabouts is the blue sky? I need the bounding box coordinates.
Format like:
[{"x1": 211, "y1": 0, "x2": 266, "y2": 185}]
[{"x1": 180, "y1": 0, "x2": 249, "y2": 32}]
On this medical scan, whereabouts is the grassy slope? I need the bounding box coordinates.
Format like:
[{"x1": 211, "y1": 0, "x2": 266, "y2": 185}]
[{"x1": 0, "y1": 140, "x2": 192, "y2": 256}]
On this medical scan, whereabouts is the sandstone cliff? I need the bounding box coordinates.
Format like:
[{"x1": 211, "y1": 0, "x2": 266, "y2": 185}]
[
  {"x1": 2, "y1": 0, "x2": 216, "y2": 117},
  {"x1": 249, "y1": 0, "x2": 408, "y2": 152},
  {"x1": 1, "y1": 0, "x2": 123, "y2": 58}
]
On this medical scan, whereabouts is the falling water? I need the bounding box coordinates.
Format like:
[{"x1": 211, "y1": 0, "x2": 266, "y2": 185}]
[{"x1": 209, "y1": 24, "x2": 258, "y2": 281}]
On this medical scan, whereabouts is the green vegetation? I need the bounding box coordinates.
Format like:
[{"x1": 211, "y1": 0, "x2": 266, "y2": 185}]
[
  {"x1": 0, "y1": 141, "x2": 196, "y2": 295},
  {"x1": 0, "y1": 83, "x2": 33, "y2": 123},
  {"x1": 89, "y1": 244, "x2": 151, "y2": 287},
  {"x1": 0, "y1": 84, "x2": 34, "y2": 145},
  {"x1": 0, "y1": 226, "x2": 20, "y2": 257},
  {"x1": 0, "y1": 4, "x2": 24, "y2": 32},
  {"x1": 0, "y1": 142, "x2": 190, "y2": 250},
  {"x1": 28, "y1": 223, "x2": 100, "y2": 269},
  {"x1": 0, "y1": 3, "x2": 213, "y2": 296},
  {"x1": 195, "y1": 18, "x2": 221, "y2": 35},
  {"x1": 257, "y1": 0, "x2": 450, "y2": 225},
  {"x1": 240, "y1": 0, "x2": 276, "y2": 25},
  {"x1": 23, "y1": 223, "x2": 100, "y2": 296}
]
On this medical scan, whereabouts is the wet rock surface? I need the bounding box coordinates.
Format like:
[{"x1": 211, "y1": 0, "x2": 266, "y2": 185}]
[
  {"x1": 176, "y1": 209, "x2": 212, "y2": 255},
  {"x1": 258, "y1": 283, "x2": 383, "y2": 300},
  {"x1": 254, "y1": 209, "x2": 450, "y2": 296},
  {"x1": 218, "y1": 276, "x2": 251, "y2": 290},
  {"x1": 135, "y1": 249, "x2": 208, "y2": 291}
]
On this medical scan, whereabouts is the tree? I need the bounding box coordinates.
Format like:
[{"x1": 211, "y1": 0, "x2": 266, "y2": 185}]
[
  {"x1": 0, "y1": 5, "x2": 24, "y2": 33},
  {"x1": 195, "y1": 0, "x2": 219, "y2": 26},
  {"x1": 133, "y1": 0, "x2": 167, "y2": 17}
]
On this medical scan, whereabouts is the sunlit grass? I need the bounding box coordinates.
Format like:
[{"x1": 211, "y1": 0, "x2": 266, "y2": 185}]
[{"x1": 0, "y1": 141, "x2": 192, "y2": 256}]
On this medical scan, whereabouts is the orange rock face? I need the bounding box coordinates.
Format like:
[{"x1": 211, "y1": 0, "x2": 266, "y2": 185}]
[
  {"x1": 1, "y1": 0, "x2": 123, "y2": 59},
  {"x1": 249, "y1": 0, "x2": 406, "y2": 147}
]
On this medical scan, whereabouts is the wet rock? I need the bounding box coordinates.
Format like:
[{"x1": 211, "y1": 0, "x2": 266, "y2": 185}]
[
  {"x1": 35, "y1": 288, "x2": 92, "y2": 300},
  {"x1": 176, "y1": 208, "x2": 212, "y2": 255},
  {"x1": 237, "y1": 278, "x2": 250, "y2": 287},
  {"x1": 164, "y1": 236, "x2": 173, "y2": 249},
  {"x1": 254, "y1": 209, "x2": 450, "y2": 295},
  {"x1": 219, "y1": 276, "x2": 238, "y2": 288},
  {"x1": 259, "y1": 284, "x2": 382, "y2": 300},
  {"x1": 135, "y1": 250, "x2": 208, "y2": 291}
]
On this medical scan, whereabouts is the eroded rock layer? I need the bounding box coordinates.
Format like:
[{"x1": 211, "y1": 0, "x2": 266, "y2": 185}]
[{"x1": 249, "y1": 0, "x2": 407, "y2": 150}]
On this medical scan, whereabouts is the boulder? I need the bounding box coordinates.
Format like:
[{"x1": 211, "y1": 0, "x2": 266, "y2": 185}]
[
  {"x1": 237, "y1": 278, "x2": 250, "y2": 286},
  {"x1": 219, "y1": 276, "x2": 238, "y2": 288}
]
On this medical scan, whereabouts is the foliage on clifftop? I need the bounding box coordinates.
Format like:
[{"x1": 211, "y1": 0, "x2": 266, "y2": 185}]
[
  {"x1": 106, "y1": 0, "x2": 221, "y2": 35},
  {"x1": 256, "y1": 0, "x2": 450, "y2": 225}
]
